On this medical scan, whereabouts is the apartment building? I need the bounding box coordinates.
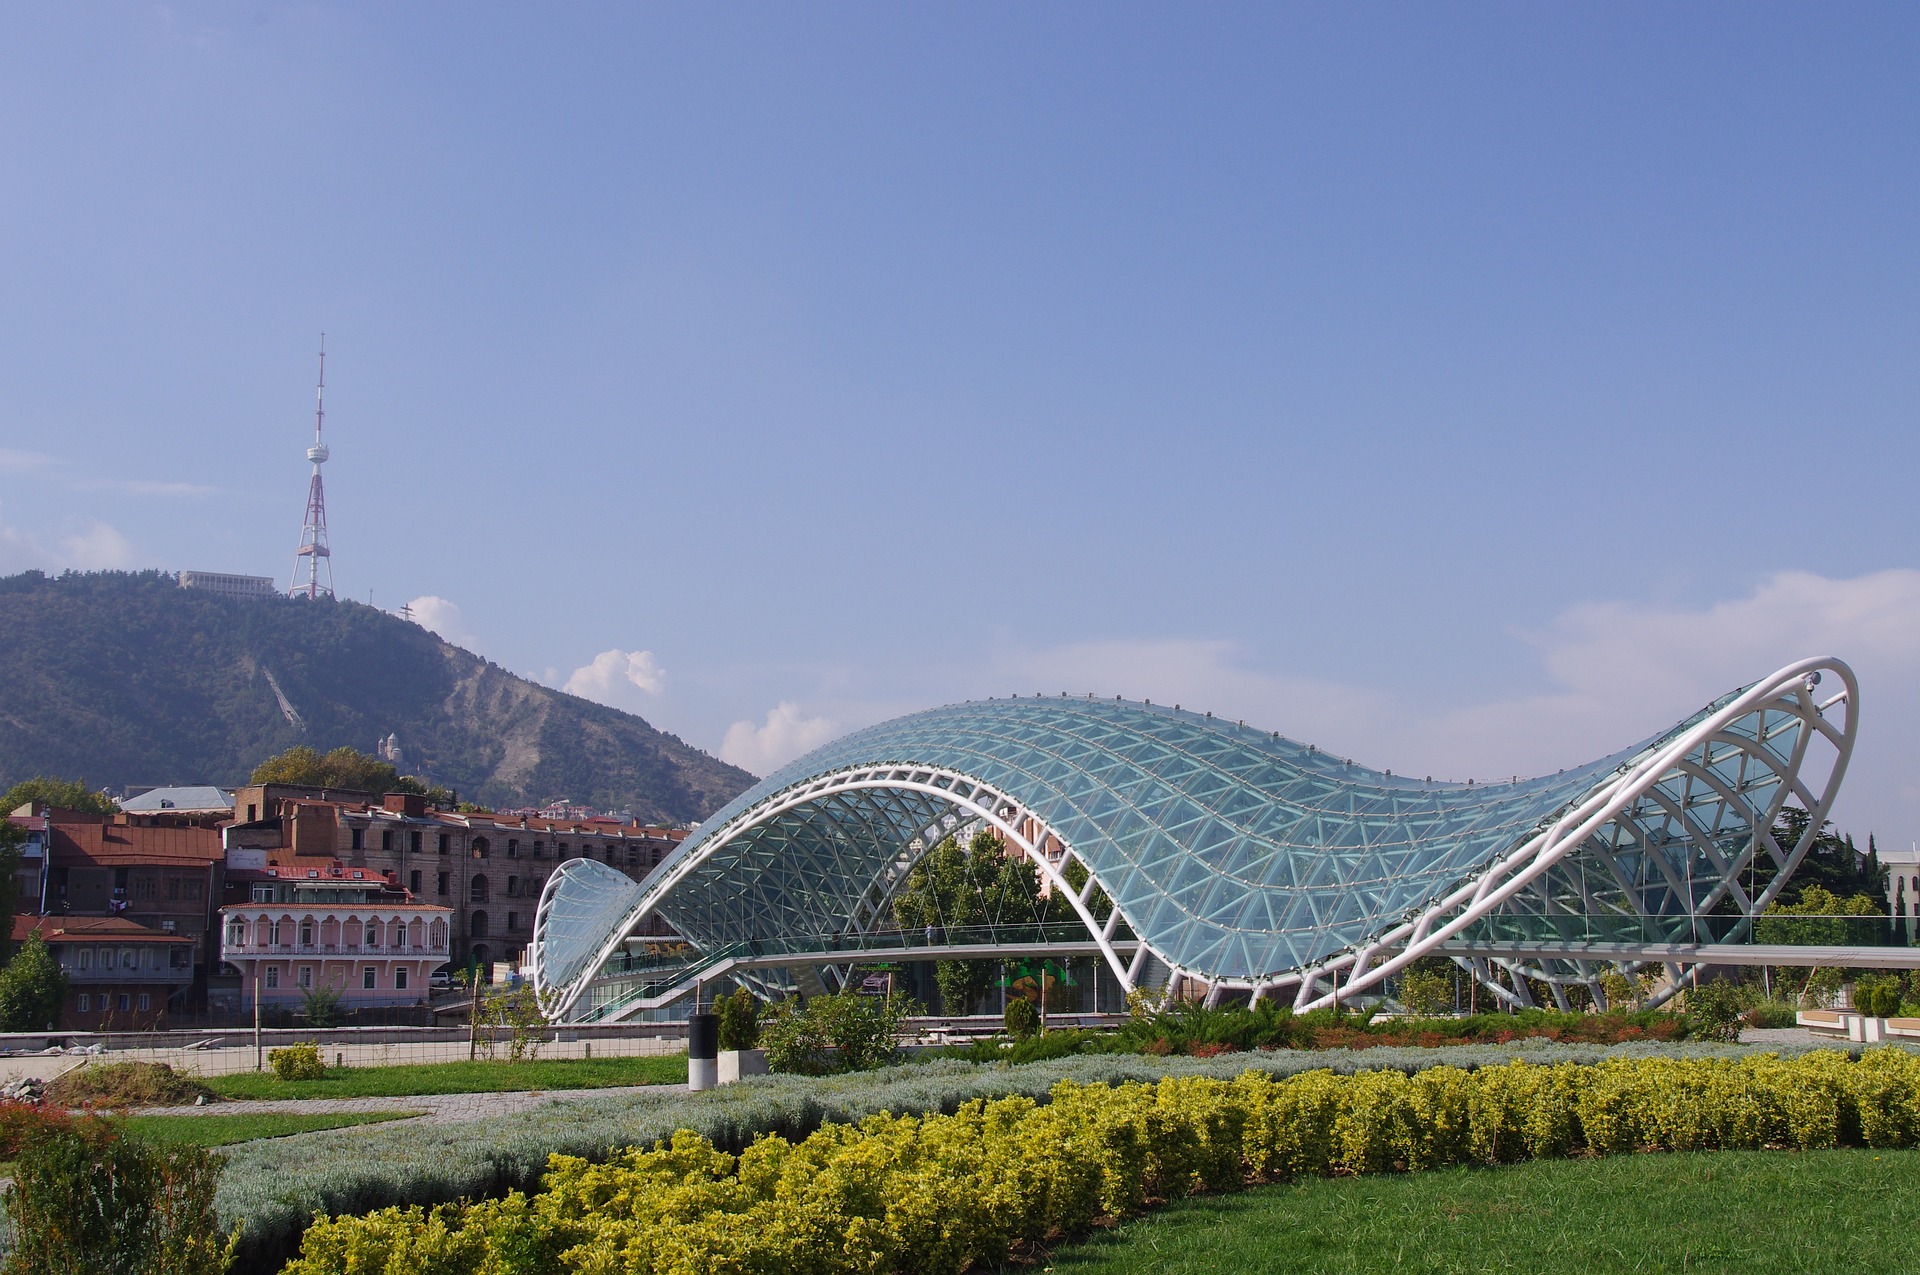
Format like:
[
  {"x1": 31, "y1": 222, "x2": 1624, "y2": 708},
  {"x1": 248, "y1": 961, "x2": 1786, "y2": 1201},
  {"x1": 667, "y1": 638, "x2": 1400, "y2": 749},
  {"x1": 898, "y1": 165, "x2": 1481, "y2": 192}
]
[
  {"x1": 225, "y1": 784, "x2": 686, "y2": 973},
  {"x1": 16, "y1": 914, "x2": 198, "y2": 1030}
]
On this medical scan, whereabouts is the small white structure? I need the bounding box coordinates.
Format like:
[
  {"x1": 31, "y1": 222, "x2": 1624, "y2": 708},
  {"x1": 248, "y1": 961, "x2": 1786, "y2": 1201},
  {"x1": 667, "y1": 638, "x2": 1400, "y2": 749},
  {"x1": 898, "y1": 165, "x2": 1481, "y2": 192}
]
[{"x1": 180, "y1": 571, "x2": 278, "y2": 602}]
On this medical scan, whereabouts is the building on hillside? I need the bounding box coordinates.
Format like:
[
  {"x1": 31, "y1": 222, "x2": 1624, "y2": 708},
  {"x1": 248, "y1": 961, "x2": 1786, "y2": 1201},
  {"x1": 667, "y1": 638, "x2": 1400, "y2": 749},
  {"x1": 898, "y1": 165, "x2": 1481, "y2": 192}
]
[
  {"x1": 220, "y1": 863, "x2": 451, "y2": 1011},
  {"x1": 179, "y1": 571, "x2": 278, "y2": 601},
  {"x1": 1886, "y1": 842, "x2": 1920, "y2": 943},
  {"x1": 16, "y1": 914, "x2": 198, "y2": 1030},
  {"x1": 121, "y1": 786, "x2": 234, "y2": 820},
  {"x1": 225, "y1": 783, "x2": 687, "y2": 975},
  {"x1": 32, "y1": 809, "x2": 224, "y2": 1008}
]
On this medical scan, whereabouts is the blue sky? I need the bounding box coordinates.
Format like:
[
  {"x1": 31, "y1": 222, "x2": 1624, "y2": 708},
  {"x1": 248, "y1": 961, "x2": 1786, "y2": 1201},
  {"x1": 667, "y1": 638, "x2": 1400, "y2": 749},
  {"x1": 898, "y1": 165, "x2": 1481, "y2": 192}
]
[{"x1": 2, "y1": 5, "x2": 1917, "y2": 847}]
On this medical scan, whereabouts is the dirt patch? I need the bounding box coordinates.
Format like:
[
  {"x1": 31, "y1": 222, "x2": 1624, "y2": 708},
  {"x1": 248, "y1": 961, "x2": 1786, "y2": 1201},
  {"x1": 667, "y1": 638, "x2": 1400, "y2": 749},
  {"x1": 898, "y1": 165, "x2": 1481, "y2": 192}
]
[{"x1": 45, "y1": 1061, "x2": 218, "y2": 1109}]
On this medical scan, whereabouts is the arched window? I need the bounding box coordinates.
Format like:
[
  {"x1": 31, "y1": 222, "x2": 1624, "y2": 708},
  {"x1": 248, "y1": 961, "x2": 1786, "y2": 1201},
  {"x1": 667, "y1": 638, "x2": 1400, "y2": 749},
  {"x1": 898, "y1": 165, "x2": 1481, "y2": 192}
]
[
  {"x1": 471, "y1": 910, "x2": 489, "y2": 938},
  {"x1": 364, "y1": 919, "x2": 379, "y2": 948},
  {"x1": 472, "y1": 837, "x2": 490, "y2": 859},
  {"x1": 429, "y1": 919, "x2": 448, "y2": 949},
  {"x1": 299, "y1": 919, "x2": 315, "y2": 947},
  {"x1": 470, "y1": 874, "x2": 489, "y2": 904}
]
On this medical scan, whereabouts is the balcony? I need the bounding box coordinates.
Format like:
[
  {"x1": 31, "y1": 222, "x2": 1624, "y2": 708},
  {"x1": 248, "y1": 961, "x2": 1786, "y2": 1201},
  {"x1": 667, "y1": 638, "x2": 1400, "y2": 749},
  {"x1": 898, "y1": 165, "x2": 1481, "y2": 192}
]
[{"x1": 221, "y1": 942, "x2": 450, "y2": 959}]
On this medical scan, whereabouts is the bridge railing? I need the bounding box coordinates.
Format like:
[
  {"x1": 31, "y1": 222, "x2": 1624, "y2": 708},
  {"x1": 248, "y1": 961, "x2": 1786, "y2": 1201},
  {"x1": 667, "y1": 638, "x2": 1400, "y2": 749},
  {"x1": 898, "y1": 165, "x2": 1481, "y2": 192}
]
[
  {"x1": 1453, "y1": 913, "x2": 1912, "y2": 948},
  {"x1": 576, "y1": 923, "x2": 1111, "y2": 1022}
]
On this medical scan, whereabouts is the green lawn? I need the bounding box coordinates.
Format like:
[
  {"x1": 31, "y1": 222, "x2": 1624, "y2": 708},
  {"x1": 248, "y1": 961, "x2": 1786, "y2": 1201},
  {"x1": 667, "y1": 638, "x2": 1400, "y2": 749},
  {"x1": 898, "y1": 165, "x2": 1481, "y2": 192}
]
[
  {"x1": 203, "y1": 1053, "x2": 687, "y2": 1100},
  {"x1": 114, "y1": 1110, "x2": 423, "y2": 1148},
  {"x1": 1044, "y1": 1149, "x2": 1920, "y2": 1275}
]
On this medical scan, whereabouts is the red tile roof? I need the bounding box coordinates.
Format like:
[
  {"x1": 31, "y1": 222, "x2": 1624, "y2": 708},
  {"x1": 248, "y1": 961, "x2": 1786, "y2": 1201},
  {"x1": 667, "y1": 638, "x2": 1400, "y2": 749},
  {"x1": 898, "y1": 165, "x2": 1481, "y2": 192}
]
[{"x1": 13, "y1": 914, "x2": 196, "y2": 944}]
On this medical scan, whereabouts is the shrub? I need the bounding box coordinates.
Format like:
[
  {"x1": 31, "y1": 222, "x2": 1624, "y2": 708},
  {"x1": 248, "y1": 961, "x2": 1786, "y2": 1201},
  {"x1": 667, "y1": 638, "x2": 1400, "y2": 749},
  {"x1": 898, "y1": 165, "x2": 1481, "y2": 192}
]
[
  {"x1": 1686, "y1": 979, "x2": 1745, "y2": 1043},
  {"x1": 1743, "y1": 999, "x2": 1798, "y2": 1029},
  {"x1": 0, "y1": 1099, "x2": 74, "y2": 1157},
  {"x1": 44, "y1": 1062, "x2": 217, "y2": 1111},
  {"x1": 716, "y1": 986, "x2": 761, "y2": 1052},
  {"x1": 281, "y1": 1047, "x2": 1920, "y2": 1275},
  {"x1": 1004, "y1": 996, "x2": 1040, "y2": 1041},
  {"x1": 2, "y1": 1118, "x2": 238, "y2": 1275},
  {"x1": 760, "y1": 991, "x2": 919, "y2": 1075},
  {"x1": 299, "y1": 986, "x2": 343, "y2": 1029},
  {"x1": 268, "y1": 1042, "x2": 329, "y2": 1082},
  {"x1": 1855, "y1": 976, "x2": 1903, "y2": 1019}
]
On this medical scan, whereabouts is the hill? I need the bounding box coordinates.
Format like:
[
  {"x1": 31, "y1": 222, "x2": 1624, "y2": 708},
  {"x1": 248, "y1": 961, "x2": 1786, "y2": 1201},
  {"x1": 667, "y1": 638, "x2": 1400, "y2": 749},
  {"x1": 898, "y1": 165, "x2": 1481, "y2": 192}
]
[{"x1": 0, "y1": 570, "x2": 756, "y2": 823}]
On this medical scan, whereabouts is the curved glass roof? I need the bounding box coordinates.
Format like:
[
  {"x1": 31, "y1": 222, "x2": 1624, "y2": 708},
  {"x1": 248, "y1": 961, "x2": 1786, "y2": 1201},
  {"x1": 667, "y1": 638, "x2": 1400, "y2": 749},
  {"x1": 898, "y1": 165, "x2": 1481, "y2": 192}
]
[{"x1": 545, "y1": 691, "x2": 1774, "y2": 989}]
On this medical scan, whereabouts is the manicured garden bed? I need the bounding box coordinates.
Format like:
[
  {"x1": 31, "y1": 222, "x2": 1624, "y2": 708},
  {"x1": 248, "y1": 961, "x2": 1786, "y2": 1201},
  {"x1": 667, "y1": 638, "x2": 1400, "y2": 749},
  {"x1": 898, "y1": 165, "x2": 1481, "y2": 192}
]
[
  {"x1": 1045, "y1": 1147, "x2": 1920, "y2": 1273},
  {"x1": 214, "y1": 1039, "x2": 1908, "y2": 1274},
  {"x1": 204, "y1": 1053, "x2": 687, "y2": 1101}
]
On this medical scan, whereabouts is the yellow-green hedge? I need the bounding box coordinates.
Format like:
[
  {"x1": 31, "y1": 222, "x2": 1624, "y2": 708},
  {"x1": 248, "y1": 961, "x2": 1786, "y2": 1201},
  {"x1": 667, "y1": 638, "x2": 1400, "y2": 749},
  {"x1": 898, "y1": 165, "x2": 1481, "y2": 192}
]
[{"x1": 282, "y1": 1048, "x2": 1920, "y2": 1275}]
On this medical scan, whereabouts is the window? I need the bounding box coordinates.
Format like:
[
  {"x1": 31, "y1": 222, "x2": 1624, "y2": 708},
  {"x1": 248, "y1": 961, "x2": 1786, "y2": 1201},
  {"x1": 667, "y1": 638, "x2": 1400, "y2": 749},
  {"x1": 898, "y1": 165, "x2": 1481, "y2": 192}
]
[
  {"x1": 365, "y1": 922, "x2": 379, "y2": 949},
  {"x1": 470, "y1": 910, "x2": 489, "y2": 938},
  {"x1": 409, "y1": 870, "x2": 422, "y2": 894},
  {"x1": 363, "y1": 967, "x2": 376, "y2": 989},
  {"x1": 507, "y1": 876, "x2": 519, "y2": 897},
  {"x1": 533, "y1": 840, "x2": 545, "y2": 858},
  {"x1": 351, "y1": 828, "x2": 364, "y2": 851},
  {"x1": 507, "y1": 911, "x2": 519, "y2": 932},
  {"x1": 118, "y1": 994, "x2": 130, "y2": 1012},
  {"x1": 247, "y1": 803, "x2": 258, "y2": 822},
  {"x1": 78, "y1": 993, "x2": 92, "y2": 1012},
  {"x1": 557, "y1": 843, "x2": 568, "y2": 860},
  {"x1": 166, "y1": 877, "x2": 181, "y2": 900},
  {"x1": 101, "y1": 948, "x2": 115, "y2": 970},
  {"x1": 121, "y1": 949, "x2": 136, "y2": 970},
  {"x1": 409, "y1": 831, "x2": 423, "y2": 854},
  {"x1": 135, "y1": 876, "x2": 157, "y2": 901},
  {"x1": 79, "y1": 949, "x2": 93, "y2": 970},
  {"x1": 382, "y1": 830, "x2": 395, "y2": 852},
  {"x1": 472, "y1": 837, "x2": 488, "y2": 859},
  {"x1": 264, "y1": 965, "x2": 279, "y2": 989},
  {"x1": 297, "y1": 966, "x2": 312, "y2": 990},
  {"x1": 439, "y1": 833, "x2": 451, "y2": 855},
  {"x1": 437, "y1": 872, "x2": 449, "y2": 897},
  {"x1": 506, "y1": 839, "x2": 519, "y2": 859},
  {"x1": 470, "y1": 875, "x2": 489, "y2": 904},
  {"x1": 299, "y1": 921, "x2": 314, "y2": 946},
  {"x1": 394, "y1": 968, "x2": 408, "y2": 990},
  {"x1": 252, "y1": 884, "x2": 273, "y2": 903},
  {"x1": 137, "y1": 993, "x2": 150, "y2": 1011}
]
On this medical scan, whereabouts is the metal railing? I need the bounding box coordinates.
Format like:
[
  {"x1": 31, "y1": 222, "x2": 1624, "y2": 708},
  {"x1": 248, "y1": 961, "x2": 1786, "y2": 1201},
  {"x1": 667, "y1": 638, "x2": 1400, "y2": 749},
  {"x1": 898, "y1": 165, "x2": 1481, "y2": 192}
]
[
  {"x1": 222, "y1": 943, "x2": 452, "y2": 958},
  {"x1": 1454, "y1": 913, "x2": 1913, "y2": 949}
]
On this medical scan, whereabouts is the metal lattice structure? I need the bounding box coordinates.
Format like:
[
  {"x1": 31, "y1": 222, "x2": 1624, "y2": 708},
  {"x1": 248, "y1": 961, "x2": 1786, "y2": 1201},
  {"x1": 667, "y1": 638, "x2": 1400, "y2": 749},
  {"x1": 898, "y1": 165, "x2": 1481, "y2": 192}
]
[{"x1": 533, "y1": 657, "x2": 1856, "y2": 1021}]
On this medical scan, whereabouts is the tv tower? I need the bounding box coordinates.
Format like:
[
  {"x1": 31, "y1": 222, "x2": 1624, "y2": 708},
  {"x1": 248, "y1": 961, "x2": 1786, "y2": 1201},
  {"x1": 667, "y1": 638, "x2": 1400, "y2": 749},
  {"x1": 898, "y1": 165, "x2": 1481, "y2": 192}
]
[{"x1": 289, "y1": 337, "x2": 335, "y2": 599}]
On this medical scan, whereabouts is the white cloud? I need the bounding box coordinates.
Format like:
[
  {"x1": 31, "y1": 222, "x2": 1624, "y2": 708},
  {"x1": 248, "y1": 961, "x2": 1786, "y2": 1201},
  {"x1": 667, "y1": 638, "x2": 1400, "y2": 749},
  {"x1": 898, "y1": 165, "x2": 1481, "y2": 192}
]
[
  {"x1": 721, "y1": 702, "x2": 839, "y2": 775},
  {"x1": 406, "y1": 595, "x2": 484, "y2": 652},
  {"x1": 57, "y1": 522, "x2": 135, "y2": 569},
  {"x1": 0, "y1": 450, "x2": 51, "y2": 474},
  {"x1": 564, "y1": 648, "x2": 667, "y2": 704}
]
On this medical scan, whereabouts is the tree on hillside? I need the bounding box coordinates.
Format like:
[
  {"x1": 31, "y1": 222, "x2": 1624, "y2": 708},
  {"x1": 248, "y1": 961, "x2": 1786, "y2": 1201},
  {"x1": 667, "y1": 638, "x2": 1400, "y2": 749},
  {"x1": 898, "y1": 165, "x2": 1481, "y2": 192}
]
[
  {"x1": 248, "y1": 746, "x2": 455, "y2": 807},
  {"x1": 0, "y1": 931, "x2": 67, "y2": 1031},
  {"x1": 0, "y1": 777, "x2": 117, "y2": 817}
]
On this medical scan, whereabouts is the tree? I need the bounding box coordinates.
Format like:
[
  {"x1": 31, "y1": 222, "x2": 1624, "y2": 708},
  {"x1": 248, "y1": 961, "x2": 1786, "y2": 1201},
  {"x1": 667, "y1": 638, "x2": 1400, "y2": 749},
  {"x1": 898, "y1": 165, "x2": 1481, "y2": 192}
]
[
  {"x1": 248, "y1": 746, "x2": 453, "y2": 804},
  {"x1": 1747, "y1": 807, "x2": 1887, "y2": 909},
  {"x1": 0, "y1": 932, "x2": 69, "y2": 1031},
  {"x1": 0, "y1": 777, "x2": 117, "y2": 817},
  {"x1": 0, "y1": 821, "x2": 21, "y2": 963}
]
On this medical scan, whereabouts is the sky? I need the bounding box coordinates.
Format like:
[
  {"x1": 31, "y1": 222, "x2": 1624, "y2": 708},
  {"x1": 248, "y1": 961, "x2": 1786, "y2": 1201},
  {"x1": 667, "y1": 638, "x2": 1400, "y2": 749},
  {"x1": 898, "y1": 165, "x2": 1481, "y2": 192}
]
[{"x1": 1, "y1": 5, "x2": 1917, "y2": 846}]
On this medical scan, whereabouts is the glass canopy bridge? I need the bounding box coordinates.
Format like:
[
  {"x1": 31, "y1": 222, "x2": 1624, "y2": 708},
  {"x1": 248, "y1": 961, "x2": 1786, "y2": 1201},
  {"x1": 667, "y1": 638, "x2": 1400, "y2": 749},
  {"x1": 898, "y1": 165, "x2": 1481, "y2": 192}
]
[
  {"x1": 535, "y1": 656, "x2": 1862, "y2": 1022},
  {"x1": 573, "y1": 923, "x2": 1138, "y2": 1023}
]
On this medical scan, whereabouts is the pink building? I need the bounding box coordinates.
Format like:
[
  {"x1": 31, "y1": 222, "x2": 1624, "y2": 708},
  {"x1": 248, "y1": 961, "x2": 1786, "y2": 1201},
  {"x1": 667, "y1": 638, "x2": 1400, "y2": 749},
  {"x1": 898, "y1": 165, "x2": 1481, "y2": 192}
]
[{"x1": 221, "y1": 862, "x2": 452, "y2": 1009}]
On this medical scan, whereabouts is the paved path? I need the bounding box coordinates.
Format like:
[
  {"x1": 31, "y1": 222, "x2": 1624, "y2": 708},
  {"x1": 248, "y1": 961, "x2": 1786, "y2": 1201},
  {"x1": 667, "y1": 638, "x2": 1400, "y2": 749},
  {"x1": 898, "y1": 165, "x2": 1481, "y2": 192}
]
[
  {"x1": 127, "y1": 1082, "x2": 684, "y2": 1126},
  {"x1": 2, "y1": 1035, "x2": 684, "y2": 1084}
]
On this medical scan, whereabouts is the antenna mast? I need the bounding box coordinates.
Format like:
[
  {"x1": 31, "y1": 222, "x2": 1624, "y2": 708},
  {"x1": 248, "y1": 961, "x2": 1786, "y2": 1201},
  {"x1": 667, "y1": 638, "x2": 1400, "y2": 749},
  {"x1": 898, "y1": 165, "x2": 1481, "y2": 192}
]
[{"x1": 289, "y1": 336, "x2": 335, "y2": 599}]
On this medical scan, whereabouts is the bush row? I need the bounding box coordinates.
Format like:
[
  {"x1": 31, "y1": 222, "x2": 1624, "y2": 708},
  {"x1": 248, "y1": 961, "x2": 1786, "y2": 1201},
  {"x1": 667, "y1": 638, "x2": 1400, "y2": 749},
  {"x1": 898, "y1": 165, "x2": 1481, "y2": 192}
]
[
  {"x1": 210, "y1": 1038, "x2": 1875, "y2": 1274},
  {"x1": 282, "y1": 1047, "x2": 1920, "y2": 1275}
]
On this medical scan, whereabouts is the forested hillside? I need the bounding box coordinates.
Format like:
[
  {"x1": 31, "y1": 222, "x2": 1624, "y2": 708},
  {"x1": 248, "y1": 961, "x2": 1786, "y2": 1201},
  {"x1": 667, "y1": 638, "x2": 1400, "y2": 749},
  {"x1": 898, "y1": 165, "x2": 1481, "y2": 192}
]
[{"x1": 0, "y1": 570, "x2": 754, "y2": 822}]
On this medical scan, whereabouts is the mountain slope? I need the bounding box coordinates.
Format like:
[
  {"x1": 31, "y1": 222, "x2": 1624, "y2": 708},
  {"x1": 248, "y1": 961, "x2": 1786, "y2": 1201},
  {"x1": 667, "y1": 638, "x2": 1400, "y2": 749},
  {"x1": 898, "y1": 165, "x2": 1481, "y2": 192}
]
[{"x1": 0, "y1": 570, "x2": 756, "y2": 822}]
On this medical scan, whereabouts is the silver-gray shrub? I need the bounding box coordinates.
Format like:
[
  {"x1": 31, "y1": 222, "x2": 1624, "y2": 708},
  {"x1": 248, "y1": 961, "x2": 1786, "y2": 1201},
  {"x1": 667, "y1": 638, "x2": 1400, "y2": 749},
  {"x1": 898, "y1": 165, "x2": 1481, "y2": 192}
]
[{"x1": 215, "y1": 1037, "x2": 1901, "y2": 1274}]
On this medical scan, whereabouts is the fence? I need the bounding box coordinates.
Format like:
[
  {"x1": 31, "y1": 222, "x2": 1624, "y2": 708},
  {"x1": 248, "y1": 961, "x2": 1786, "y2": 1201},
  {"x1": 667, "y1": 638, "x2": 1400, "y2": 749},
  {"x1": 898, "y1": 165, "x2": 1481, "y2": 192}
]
[{"x1": 0, "y1": 1021, "x2": 687, "y2": 1082}]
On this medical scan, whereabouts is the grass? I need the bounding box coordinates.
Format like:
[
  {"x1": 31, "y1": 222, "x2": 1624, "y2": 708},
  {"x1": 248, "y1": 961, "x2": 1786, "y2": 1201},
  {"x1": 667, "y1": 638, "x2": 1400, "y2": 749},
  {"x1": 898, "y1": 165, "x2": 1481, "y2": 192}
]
[
  {"x1": 114, "y1": 1110, "x2": 424, "y2": 1148},
  {"x1": 1043, "y1": 1148, "x2": 1920, "y2": 1274},
  {"x1": 203, "y1": 1053, "x2": 688, "y2": 1100}
]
